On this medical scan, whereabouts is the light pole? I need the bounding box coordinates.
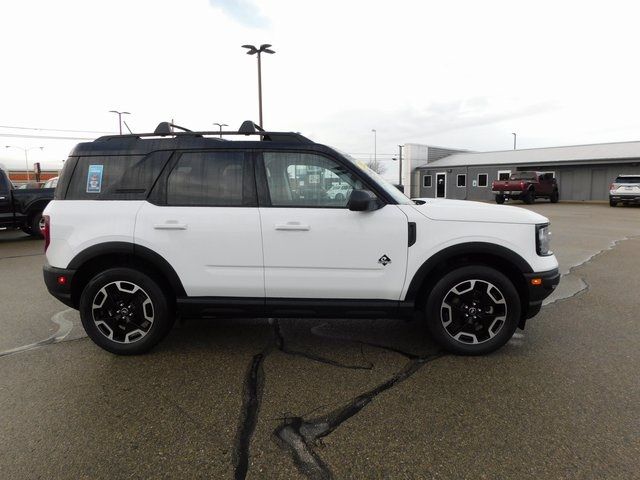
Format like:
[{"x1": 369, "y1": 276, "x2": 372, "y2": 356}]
[
  {"x1": 512, "y1": 132, "x2": 517, "y2": 150},
  {"x1": 371, "y1": 129, "x2": 377, "y2": 164},
  {"x1": 5, "y1": 146, "x2": 44, "y2": 181},
  {"x1": 241, "y1": 44, "x2": 275, "y2": 128},
  {"x1": 213, "y1": 122, "x2": 228, "y2": 138},
  {"x1": 109, "y1": 110, "x2": 131, "y2": 135}
]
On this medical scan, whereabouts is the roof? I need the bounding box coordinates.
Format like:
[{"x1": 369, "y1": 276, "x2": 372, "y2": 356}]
[{"x1": 420, "y1": 140, "x2": 640, "y2": 168}]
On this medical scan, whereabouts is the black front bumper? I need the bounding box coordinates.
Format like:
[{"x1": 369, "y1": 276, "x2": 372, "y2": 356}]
[
  {"x1": 523, "y1": 268, "x2": 560, "y2": 320},
  {"x1": 610, "y1": 195, "x2": 640, "y2": 203},
  {"x1": 43, "y1": 263, "x2": 76, "y2": 308}
]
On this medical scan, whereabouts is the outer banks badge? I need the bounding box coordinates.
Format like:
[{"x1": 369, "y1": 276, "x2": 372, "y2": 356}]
[{"x1": 86, "y1": 165, "x2": 104, "y2": 193}]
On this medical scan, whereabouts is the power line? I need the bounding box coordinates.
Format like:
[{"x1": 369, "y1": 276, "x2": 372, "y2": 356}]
[
  {"x1": 0, "y1": 124, "x2": 114, "y2": 134},
  {"x1": 0, "y1": 133, "x2": 97, "y2": 140}
]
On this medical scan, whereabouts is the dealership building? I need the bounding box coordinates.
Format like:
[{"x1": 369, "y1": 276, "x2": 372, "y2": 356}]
[{"x1": 402, "y1": 140, "x2": 640, "y2": 202}]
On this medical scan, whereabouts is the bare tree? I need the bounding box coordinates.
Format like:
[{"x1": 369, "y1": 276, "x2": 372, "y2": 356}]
[{"x1": 366, "y1": 158, "x2": 387, "y2": 175}]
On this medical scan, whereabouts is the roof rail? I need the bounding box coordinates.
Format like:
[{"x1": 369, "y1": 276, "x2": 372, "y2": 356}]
[{"x1": 95, "y1": 120, "x2": 312, "y2": 144}]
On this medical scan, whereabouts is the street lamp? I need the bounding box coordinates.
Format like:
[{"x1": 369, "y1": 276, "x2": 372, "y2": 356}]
[
  {"x1": 5, "y1": 145, "x2": 44, "y2": 181},
  {"x1": 213, "y1": 122, "x2": 228, "y2": 138},
  {"x1": 512, "y1": 132, "x2": 517, "y2": 150},
  {"x1": 109, "y1": 110, "x2": 131, "y2": 135},
  {"x1": 371, "y1": 129, "x2": 377, "y2": 164},
  {"x1": 241, "y1": 44, "x2": 275, "y2": 128}
]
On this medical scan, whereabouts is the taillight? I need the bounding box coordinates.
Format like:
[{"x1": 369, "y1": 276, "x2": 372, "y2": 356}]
[
  {"x1": 520, "y1": 181, "x2": 525, "y2": 188},
  {"x1": 43, "y1": 215, "x2": 50, "y2": 252},
  {"x1": 609, "y1": 183, "x2": 616, "y2": 190}
]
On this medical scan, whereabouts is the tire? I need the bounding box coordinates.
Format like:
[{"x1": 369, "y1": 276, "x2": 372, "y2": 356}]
[
  {"x1": 609, "y1": 198, "x2": 617, "y2": 207},
  {"x1": 20, "y1": 225, "x2": 33, "y2": 235},
  {"x1": 495, "y1": 194, "x2": 505, "y2": 204},
  {"x1": 29, "y1": 212, "x2": 45, "y2": 238},
  {"x1": 424, "y1": 265, "x2": 521, "y2": 355},
  {"x1": 522, "y1": 190, "x2": 534, "y2": 204},
  {"x1": 550, "y1": 190, "x2": 559, "y2": 203},
  {"x1": 79, "y1": 267, "x2": 174, "y2": 355}
]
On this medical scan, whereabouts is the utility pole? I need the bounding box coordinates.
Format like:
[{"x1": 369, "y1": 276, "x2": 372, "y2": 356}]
[
  {"x1": 371, "y1": 129, "x2": 377, "y2": 164},
  {"x1": 398, "y1": 144, "x2": 404, "y2": 186},
  {"x1": 512, "y1": 132, "x2": 517, "y2": 150}
]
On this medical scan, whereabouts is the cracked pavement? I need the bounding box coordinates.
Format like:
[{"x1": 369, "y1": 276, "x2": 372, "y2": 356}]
[{"x1": 1, "y1": 203, "x2": 639, "y2": 479}]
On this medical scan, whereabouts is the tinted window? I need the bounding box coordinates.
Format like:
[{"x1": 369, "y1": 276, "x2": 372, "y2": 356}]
[
  {"x1": 166, "y1": 151, "x2": 247, "y2": 206},
  {"x1": 478, "y1": 174, "x2": 488, "y2": 187},
  {"x1": 510, "y1": 172, "x2": 537, "y2": 180},
  {"x1": 0, "y1": 170, "x2": 10, "y2": 193},
  {"x1": 423, "y1": 175, "x2": 432, "y2": 188},
  {"x1": 457, "y1": 174, "x2": 466, "y2": 187},
  {"x1": 263, "y1": 152, "x2": 364, "y2": 207},
  {"x1": 66, "y1": 153, "x2": 169, "y2": 200},
  {"x1": 615, "y1": 176, "x2": 640, "y2": 184}
]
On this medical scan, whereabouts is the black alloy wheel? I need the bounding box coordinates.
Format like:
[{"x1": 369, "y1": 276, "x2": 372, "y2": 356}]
[
  {"x1": 79, "y1": 268, "x2": 173, "y2": 354},
  {"x1": 425, "y1": 265, "x2": 520, "y2": 355}
]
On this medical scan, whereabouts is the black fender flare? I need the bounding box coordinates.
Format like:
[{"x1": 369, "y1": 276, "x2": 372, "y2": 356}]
[
  {"x1": 405, "y1": 242, "x2": 533, "y2": 303},
  {"x1": 68, "y1": 241, "x2": 186, "y2": 297}
]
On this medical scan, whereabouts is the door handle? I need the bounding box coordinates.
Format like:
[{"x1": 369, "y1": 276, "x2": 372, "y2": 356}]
[
  {"x1": 153, "y1": 222, "x2": 188, "y2": 230},
  {"x1": 275, "y1": 222, "x2": 310, "y2": 231}
]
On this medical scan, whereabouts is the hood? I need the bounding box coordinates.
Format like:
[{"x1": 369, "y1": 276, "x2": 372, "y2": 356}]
[{"x1": 411, "y1": 198, "x2": 549, "y2": 225}]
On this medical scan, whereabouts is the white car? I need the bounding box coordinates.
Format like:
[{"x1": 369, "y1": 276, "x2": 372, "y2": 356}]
[
  {"x1": 609, "y1": 174, "x2": 640, "y2": 206},
  {"x1": 327, "y1": 183, "x2": 352, "y2": 200},
  {"x1": 43, "y1": 120, "x2": 559, "y2": 355}
]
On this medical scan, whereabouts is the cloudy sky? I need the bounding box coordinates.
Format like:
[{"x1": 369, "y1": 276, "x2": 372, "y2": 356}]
[{"x1": 1, "y1": 0, "x2": 639, "y2": 180}]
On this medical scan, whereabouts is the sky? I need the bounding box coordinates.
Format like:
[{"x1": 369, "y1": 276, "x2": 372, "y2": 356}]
[{"x1": 1, "y1": 0, "x2": 639, "y2": 181}]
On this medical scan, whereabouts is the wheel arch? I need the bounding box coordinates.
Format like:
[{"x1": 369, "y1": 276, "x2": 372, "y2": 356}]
[
  {"x1": 405, "y1": 242, "x2": 532, "y2": 319},
  {"x1": 68, "y1": 242, "x2": 186, "y2": 308},
  {"x1": 24, "y1": 200, "x2": 49, "y2": 223}
]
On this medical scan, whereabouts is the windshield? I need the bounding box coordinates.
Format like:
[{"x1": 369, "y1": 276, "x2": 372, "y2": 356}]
[{"x1": 338, "y1": 150, "x2": 414, "y2": 205}]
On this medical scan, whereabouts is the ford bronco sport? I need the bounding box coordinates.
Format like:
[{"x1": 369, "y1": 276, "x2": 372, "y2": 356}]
[{"x1": 43, "y1": 121, "x2": 559, "y2": 355}]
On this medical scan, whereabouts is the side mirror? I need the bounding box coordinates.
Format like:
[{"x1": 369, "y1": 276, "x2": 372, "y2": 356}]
[
  {"x1": 347, "y1": 189, "x2": 380, "y2": 212},
  {"x1": 393, "y1": 184, "x2": 405, "y2": 193}
]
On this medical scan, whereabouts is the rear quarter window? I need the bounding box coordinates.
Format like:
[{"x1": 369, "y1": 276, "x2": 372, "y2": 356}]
[{"x1": 65, "y1": 151, "x2": 171, "y2": 200}]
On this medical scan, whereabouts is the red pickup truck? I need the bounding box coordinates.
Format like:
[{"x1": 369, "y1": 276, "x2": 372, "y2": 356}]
[{"x1": 491, "y1": 171, "x2": 559, "y2": 204}]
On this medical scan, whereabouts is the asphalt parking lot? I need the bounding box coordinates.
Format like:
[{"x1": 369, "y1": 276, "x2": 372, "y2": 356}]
[{"x1": 1, "y1": 203, "x2": 639, "y2": 480}]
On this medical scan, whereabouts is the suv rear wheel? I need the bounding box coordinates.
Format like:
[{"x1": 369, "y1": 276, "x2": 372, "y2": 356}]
[
  {"x1": 79, "y1": 268, "x2": 174, "y2": 355},
  {"x1": 424, "y1": 265, "x2": 521, "y2": 355}
]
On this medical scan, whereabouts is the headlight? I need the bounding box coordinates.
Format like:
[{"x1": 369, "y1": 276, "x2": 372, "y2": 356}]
[{"x1": 536, "y1": 224, "x2": 552, "y2": 256}]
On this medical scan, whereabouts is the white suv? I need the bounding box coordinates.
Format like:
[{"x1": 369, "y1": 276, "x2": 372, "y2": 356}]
[
  {"x1": 609, "y1": 174, "x2": 640, "y2": 206},
  {"x1": 43, "y1": 121, "x2": 559, "y2": 355}
]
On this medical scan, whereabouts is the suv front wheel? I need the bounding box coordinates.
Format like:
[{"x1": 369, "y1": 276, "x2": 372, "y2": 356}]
[
  {"x1": 425, "y1": 265, "x2": 521, "y2": 355},
  {"x1": 79, "y1": 268, "x2": 174, "y2": 355}
]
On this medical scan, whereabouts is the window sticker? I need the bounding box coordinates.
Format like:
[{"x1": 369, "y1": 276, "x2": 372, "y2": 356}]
[{"x1": 86, "y1": 165, "x2": 104, "y2": 193}]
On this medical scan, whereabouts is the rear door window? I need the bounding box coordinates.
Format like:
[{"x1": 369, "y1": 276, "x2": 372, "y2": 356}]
[{"x1": 164, "y1": 151, "x2": 254, "y2": 207}]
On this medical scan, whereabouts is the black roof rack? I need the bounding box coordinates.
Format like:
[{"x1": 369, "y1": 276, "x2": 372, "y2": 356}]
[{"x1": 95, "y1": 120, "x2": 312, "y2": 144}]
